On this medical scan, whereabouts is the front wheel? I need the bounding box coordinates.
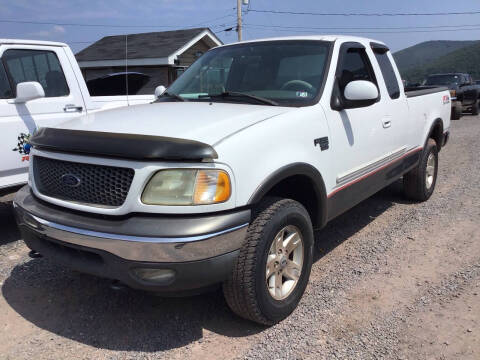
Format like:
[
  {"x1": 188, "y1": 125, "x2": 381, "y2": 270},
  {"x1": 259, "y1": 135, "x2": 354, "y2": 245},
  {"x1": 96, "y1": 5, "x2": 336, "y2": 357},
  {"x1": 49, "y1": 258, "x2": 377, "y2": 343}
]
[
  {"x1": 223, "y1": 198, "x2": 314, "y2": 325},
  {"x1": 403, "y1": 139, "x2": 438, "y2": 201}
]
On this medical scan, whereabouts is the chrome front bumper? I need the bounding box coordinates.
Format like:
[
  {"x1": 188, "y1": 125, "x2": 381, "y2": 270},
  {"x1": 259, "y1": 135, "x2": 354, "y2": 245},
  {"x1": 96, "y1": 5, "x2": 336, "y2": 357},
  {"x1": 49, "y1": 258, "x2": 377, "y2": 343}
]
[
  {"x1": 16, "y1": 211, "x2": 248, "y2": 262},
  {"x1": 13, "y1": 186, "x2": 249, "y2": 263},
  {"x1": 13, "y1": 186, "x2": 251, "y2": 292}
]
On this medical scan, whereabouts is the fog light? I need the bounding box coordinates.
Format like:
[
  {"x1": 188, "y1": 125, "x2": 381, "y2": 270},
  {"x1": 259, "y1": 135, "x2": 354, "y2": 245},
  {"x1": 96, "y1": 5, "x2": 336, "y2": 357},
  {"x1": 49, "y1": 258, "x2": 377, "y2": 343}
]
[{"x1": 131, "y1": 268, "x2": 175, "y2": 284}]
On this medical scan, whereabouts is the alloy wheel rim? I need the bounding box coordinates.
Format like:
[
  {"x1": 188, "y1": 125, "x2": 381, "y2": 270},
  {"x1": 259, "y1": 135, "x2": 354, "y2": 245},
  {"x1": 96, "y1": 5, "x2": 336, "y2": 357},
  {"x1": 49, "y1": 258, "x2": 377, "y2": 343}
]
[
  {"x1": 425, "y1": 153, "x2": 436, "y2": 189},
  {"x1": 265, "y1": 225, "x2": 304, "y2": 301}
]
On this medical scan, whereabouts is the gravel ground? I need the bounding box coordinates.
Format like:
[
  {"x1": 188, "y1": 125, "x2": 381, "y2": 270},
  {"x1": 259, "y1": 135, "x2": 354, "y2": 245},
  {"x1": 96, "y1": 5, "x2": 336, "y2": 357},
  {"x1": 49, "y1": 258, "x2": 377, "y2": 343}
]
[{"x1": 1, "y1": 116, "x2": 479, "y2": 360}]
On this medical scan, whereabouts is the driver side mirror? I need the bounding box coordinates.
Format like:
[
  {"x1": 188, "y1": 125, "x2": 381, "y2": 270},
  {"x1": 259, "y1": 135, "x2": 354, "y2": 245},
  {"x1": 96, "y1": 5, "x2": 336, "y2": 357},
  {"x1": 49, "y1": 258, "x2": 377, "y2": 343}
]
[
  {"x1": 344, "y1": 80, "x2": 379, "y2": 101},
  {"x1": 14, "y1": 81, "x2": 45, "y2": 103},
  {"x1": 331, "y1": 80, "x2": 379, "y2": 111},
  {"x1": 154, "y1": 85, "x2": 166, "y2": 99}
]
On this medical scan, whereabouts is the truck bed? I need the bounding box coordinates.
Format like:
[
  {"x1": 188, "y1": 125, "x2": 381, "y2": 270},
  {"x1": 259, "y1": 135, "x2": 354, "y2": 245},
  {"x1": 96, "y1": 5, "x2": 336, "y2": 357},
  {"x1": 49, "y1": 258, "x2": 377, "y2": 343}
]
[{"x1": 404, "y1": 86, "x2": 449, "y2": 98}]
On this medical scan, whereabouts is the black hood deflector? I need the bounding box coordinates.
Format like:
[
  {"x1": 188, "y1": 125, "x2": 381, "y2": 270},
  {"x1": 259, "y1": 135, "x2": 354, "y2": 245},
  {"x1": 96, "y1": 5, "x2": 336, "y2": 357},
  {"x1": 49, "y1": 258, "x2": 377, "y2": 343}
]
[{"x1": 30, "y1": 128, "x2": 218, "y2": 161}]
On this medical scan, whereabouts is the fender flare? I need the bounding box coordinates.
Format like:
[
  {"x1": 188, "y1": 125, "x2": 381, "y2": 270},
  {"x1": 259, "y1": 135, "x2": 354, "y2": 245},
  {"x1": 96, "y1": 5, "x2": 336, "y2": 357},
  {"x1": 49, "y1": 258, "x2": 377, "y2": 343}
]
[
  {"x1": 247, "y1": 162, "x2": 328, "y2": 228},
  {"x1": 425, "y1": 118, "x2": 444, "y2": 150}
]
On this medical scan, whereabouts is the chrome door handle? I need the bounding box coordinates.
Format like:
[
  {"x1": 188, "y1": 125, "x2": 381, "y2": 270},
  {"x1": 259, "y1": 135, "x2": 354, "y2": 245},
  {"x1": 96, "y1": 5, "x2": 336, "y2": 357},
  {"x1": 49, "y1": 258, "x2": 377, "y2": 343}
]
[
  {"x1": 64, "y1": 104, "x2": 83, "y2": 113},
  {"x1": 382, "y1": 120, "x2": 391, "y2": 128}
]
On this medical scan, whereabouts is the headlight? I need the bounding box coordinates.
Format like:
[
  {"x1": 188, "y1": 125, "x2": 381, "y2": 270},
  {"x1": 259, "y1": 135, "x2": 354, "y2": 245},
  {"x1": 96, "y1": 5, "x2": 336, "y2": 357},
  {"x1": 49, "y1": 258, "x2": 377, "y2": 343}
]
[{"x1": 142, "y1": 169, "x2": 231, "y2": 205}]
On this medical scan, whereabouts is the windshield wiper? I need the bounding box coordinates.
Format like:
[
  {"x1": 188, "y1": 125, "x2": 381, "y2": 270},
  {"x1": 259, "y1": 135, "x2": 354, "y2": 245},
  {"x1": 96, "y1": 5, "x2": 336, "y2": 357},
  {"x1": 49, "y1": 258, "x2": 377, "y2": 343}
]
[
  {"x1": 199, "y1": 92, "x2": 278, "y2": 106},
  {"x1": 157, "y1": 91, "x2": 187, "y2": 102}
]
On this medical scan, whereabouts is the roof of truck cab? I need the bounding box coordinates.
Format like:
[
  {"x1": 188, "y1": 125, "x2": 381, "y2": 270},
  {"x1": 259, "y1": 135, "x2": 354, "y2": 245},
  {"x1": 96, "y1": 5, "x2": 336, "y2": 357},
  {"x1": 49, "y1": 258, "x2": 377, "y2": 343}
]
[
  {"x1": 217, "y1": 35, "x2": 385, "y2": 48},
  {"x1": 0, "y1": 39, "x2": 68, "y2": 47}
]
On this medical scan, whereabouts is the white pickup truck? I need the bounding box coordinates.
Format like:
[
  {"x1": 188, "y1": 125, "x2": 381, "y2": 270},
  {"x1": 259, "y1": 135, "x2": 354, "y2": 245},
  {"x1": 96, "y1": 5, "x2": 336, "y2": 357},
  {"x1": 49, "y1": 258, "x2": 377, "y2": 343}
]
[
  {"x1": 13, "y1": 36, "x2": 451, "y2": 325},
  {"x1": 0, "y1": 39, "x2": 154, "y2": 190}
]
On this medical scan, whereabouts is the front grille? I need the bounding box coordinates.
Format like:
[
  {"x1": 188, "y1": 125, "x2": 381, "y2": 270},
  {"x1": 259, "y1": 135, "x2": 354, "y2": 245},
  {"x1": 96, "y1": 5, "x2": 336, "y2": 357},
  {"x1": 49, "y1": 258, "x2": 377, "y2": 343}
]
[{"x1": 33, "y1": 156, "x2": 134, "y2": 207}]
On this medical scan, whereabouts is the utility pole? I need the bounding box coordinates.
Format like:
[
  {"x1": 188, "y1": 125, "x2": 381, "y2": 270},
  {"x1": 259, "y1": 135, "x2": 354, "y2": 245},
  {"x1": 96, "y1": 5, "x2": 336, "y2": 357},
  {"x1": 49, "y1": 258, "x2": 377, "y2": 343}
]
[{"x1": 236, "y1": 0, "x2": 242, "y2": 42}]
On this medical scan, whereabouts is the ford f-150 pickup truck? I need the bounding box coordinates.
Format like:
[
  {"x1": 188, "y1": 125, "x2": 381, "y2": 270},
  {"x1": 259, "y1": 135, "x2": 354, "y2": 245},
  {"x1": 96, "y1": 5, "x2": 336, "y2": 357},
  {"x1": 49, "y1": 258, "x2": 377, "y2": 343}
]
[
  {"x1": 13, "y1": 36, "x2": 451, "y2": 325},
  {"x1": 0, "y1": 39, "x2": 154, "y2": 190}
]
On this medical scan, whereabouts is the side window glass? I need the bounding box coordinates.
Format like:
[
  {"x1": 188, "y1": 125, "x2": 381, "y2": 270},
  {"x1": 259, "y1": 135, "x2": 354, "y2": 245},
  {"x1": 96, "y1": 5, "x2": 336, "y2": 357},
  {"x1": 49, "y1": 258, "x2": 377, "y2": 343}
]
[
  {"x1": 338, "y1": 48, "x2": 377, "y2": 93},
  {"x1": 0, "y1": 62, "x2": 13, "y2": 99},
  {"x1": 3, "y1": 49, "x2": 69, "y2": 97},
  {"x1": 373, "y1": 50, "x2": 400, "y2": 99}
]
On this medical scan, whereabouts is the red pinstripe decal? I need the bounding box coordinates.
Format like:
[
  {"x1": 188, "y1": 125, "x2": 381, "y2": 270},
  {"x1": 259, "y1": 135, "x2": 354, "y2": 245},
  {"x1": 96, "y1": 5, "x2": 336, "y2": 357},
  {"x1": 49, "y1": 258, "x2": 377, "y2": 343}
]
[{"x1": 327, "y1": 147, "x2": 423, "y2": 198}]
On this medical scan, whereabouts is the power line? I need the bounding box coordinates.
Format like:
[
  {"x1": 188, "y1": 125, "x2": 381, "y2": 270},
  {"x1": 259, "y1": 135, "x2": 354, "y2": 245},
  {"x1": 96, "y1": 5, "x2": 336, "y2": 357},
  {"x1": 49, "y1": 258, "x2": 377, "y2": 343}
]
[
  {"x1": 67, "y1": 24, "x2": 236, "y2": 45},
  {"x1": 0, "y1": 14, "x2": 235, "y2": 29},
  {"x1": 242, "y1": 24, "x2": 480, "y2": 34},
  {"x1": 0, "y1": 19, "x2": 178, "y2": 28},
  {"x1": 243, "y1": 23, "x2": 480, "y2": 31},
  {"x1": 248, "y1": 9, "x2": 480, "y2": 17},
  {"x1": 191, "y1": 13, "x2": 236, "y2": 27}
]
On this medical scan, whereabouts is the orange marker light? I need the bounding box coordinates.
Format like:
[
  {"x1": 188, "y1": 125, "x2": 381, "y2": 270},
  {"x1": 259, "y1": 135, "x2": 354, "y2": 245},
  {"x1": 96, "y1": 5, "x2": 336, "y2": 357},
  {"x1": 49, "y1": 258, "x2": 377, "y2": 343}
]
[
  {"x1": 193, "y1": 170, "x2": 231, "y2": 204},
  {"x1": 214, "y1": 171, "x2": 231, "y2": 202}
]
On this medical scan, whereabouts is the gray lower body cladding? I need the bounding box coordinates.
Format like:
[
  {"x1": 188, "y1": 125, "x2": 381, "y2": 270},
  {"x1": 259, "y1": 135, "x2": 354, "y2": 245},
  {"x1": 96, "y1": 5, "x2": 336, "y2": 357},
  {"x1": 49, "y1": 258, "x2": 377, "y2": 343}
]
[{"x1": 14, "y1": 186, "x2": 250, "y2": 293}]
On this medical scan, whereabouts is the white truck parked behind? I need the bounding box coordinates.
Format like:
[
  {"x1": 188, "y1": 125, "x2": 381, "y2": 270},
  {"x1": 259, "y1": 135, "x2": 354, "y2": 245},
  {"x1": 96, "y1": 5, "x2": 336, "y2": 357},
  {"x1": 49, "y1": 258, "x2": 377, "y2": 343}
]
[
  {"x1": 0, "y1": 39, "x2": 154, "y2": 190},
  {"x1": 14, "y1": 36, "x2": 451, "y2": 325}
]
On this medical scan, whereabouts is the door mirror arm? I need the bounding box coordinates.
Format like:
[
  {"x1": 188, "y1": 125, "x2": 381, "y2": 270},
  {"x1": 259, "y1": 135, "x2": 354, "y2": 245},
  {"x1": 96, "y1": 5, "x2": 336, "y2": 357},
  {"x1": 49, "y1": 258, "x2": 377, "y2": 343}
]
[
  {"x1": 331, "y1": 94, "x2": 344, "y2": 111},
  {"x1": 331, "y1": 80, "x2": 379, "y2": 111},
  {"x1": 330, "y1": 81, "x2": 345, "y2": 111}
]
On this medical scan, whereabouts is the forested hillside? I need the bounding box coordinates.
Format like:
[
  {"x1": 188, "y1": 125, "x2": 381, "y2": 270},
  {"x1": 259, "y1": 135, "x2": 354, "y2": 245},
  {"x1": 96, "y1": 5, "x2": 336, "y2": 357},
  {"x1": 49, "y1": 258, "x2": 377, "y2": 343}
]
[{"x1": 393, "y1": 40, "x2": 480, "y2": 83}]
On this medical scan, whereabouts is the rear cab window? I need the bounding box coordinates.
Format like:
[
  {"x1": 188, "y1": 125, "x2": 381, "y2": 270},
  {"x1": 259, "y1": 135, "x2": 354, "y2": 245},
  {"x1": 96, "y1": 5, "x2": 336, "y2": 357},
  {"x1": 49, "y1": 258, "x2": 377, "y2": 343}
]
[
  {"x1": 2, "y1": 49, "x2": 69, "y2": 97},
  {"x1": 371, "y1": 44, "x2": 400, "y2": 99}
]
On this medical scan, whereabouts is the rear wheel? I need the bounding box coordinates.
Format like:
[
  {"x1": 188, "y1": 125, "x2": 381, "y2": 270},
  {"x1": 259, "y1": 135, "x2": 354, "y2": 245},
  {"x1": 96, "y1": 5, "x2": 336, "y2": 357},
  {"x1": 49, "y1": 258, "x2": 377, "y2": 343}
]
[
  {"x1": 403, "y1": 139, "x2": 438, "y2": 201},
  {"x1": 223, "y1": 198, "x2": 314, "y2": 325}
]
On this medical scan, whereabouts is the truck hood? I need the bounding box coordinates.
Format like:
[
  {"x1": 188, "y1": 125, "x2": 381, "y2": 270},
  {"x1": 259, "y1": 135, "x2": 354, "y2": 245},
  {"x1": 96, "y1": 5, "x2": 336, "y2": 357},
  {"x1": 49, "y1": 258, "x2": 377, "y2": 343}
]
[{"x1": 58, "y1": 101, "x2": 293, "y2": 146}]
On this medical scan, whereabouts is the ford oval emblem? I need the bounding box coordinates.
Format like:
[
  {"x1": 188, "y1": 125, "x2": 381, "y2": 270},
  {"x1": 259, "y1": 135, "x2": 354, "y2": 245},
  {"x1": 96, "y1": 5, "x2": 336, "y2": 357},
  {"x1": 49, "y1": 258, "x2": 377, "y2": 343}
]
[{"x1": 61, "y1": 174, "x2": 81, "y2": 187}]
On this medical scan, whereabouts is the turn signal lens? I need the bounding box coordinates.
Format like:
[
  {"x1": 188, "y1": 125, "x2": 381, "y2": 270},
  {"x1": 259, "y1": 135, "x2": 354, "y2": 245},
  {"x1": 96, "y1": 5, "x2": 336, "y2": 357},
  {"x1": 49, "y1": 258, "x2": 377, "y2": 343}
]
[
  {"x1": 142, "y1": 169, "x2": 231, "y2": 205},
  {"x1": 193, "y1": 170, "x2": 231, "y2": 204},
  {"x1": 450, "y1": 90, "x2": 456, "y2": 97}
]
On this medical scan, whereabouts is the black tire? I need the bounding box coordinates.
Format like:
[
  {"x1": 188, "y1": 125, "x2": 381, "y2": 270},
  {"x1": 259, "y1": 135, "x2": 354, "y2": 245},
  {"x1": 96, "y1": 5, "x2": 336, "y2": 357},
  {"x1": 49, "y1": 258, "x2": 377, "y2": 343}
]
[
  {"x1": 223, "y1": 198, "x2": 314, "y2": 325},
  {"x1": 472, "y1": 100, "x2": 479, "y2": 116},
  {"x1": 403, "y1": 138, "x2": 438, "y2": 202},
  {"x1": 451, "y1": 105, "x2": 462, "y2": 120}
]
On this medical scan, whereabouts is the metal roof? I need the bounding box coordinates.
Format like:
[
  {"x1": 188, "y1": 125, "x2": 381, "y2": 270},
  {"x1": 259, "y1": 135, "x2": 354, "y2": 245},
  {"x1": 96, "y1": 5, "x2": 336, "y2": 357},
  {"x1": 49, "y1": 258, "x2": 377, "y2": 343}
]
[{"x1": 75, "y1": 28, "x2": 222, "y2": 62}]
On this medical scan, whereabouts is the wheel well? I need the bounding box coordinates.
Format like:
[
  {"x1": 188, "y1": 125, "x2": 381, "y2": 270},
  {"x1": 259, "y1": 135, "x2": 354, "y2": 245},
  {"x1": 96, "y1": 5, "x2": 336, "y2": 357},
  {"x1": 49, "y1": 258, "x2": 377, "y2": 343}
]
[
  {"x1": 429, "y1": 120, "x2": 443, "y2": 150},
  {"x1": 259, "y1": 175, "x2": 323, "y2": 228}
]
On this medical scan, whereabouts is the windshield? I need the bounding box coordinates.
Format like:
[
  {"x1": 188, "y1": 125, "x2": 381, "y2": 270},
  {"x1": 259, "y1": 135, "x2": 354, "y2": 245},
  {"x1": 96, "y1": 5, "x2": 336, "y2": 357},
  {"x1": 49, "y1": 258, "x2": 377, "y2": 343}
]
[
  {"x1": 425, "y1": 75, "x2": 461, "y2": 86},
  {"x1": 165, "y1": 40, "x2": 332, "y2": 107}
]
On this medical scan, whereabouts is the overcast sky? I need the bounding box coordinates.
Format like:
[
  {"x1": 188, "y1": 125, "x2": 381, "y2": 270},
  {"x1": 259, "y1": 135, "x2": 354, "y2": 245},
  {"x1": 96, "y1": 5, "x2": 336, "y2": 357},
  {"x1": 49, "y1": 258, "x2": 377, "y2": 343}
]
[{"x1": 1, "y1": 0, "x2": 479, "y2": 53}]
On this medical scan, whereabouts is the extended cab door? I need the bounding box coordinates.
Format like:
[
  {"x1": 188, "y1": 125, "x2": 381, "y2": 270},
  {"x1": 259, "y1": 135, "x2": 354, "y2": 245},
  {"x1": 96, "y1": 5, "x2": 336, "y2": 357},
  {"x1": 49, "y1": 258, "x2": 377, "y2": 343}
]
[
  {"x1": 0, "y1": 45, "x2": 86, "y2": 188},
  {"x1": 324, "y1": 42, "x2": 403, "y2": 218},
  {"x1": 370, "y1": 43, "x2": 411, "y2": 152}
]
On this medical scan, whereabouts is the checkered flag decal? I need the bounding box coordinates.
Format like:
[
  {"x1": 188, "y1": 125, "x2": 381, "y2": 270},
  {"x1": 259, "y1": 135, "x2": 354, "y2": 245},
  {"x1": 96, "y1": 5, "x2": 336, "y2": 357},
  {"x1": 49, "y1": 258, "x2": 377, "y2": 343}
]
[{"x1": 12, "y1": 133, "x2": 31, "y2": 155}]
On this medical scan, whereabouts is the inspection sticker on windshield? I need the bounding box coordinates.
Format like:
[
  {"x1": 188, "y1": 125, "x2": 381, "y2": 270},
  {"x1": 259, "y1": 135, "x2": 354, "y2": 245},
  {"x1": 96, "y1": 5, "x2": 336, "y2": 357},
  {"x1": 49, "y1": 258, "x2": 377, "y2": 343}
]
[{"x1": 296, "y1": 91, "x2": 309, "y2": 98}]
